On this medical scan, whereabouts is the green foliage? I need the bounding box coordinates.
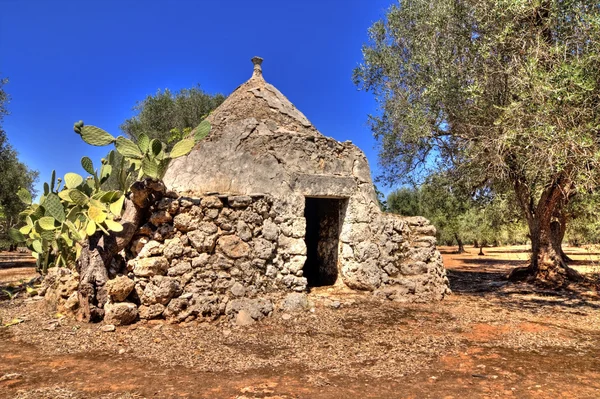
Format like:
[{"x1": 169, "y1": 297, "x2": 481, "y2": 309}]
[
  {"x1": 564, "y1": 192, "x2": 600, "y2": 245},
  {"x1": 387, "y1": 174, "x2": 527, "y2": 247},
  {"x1": 8, "y1": 119, "x2": 211, "y2": 272},
  {"x1": 9, "y1": 168, "x2": 126, "y2": 272},
  {"x1": 120, "y1": 85, "x2": 224, "y2": 147},
  {"x1": 73, "y1": 121, "x2": 202, "y2": 183},
  {"x1": 194, "y1": 120, "x2": 211, "y2": 142}
]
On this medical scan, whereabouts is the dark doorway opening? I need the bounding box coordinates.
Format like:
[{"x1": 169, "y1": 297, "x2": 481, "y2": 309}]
[{"x1": 303, "y1": 197, "x2": 346, "y2": 287}]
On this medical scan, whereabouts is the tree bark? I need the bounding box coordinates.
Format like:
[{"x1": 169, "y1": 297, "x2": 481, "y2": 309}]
[
  {"x1": 551, "y1": 212, "x2": 572, "y2": 263},
  {"x1": 77, "y1": 179, "x2": 165, "y2": 322},
  {"x1": 473, "y1": 239, "x2": 479, "y2": 248},
  {"x1": 455, "y1": 233, "x2": 465, "y2": 254},
  {"x1": 509, "y1": 210, "x2": 582, "y2": 285},
  {"x1": 508, "y1": 174, "x2": 582, "y2": 285}
]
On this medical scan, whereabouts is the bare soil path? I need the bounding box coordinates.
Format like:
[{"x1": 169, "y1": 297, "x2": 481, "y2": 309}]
[{"x1": 1, "y1": 247, "x2": 600, "y2": 399}]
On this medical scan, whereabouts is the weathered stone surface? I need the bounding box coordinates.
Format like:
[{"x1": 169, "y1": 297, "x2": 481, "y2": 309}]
[
  {"x1": 229, "y1": 195, "x2": 252, "y2": 208},
  {"x1": 191, "y1": 253, "x2": 210, "y2": 269},
  {"x1": 104, "y1": 302, "x2": 138, "y2": 326},
  {"x1": 163, "y1": 298, "x2": 190, "y2": 321},
  {"x1": 188, "y1": 230, "x2": 217, "y2": 253},
  {"x1": 236, "y1": 220, "x2": 252, "y2": 241},
  {"x1": 277, "y1": 236, "x2": 306, "y2": 255},
  {"x1": 201, "y1": 196, "x2": 223, "y2": 209},
  {"x1": 230, "y1": 282, "x2": 246, "y2": 297},
  {"x1": 236, "y1": 309, "x2": 255, "y2": 326},
  {"x1": 198, "y1": 221, "x2": 218, "y2": 235},
  {"x1": 354, "y1": 242, "x2": 380, "y2": 263},
  {"x1": 253, "y1": 238, "x2": 274, "y2": 260},
  {"x1": 138, "y1": 303, "x2": 165, "y2": 319},
  {"x1": 138, "y1": 240, "x2": 162, "y2": 258},
  {"x1": 218, "y1": 235, "x2": 250, "y2": 259},
  {"x1": 133, "y1": 257, "x2": 169, "y2": 277},
  {"x1": 142, "y1": 278, "x2": 181, "y2": 305},
  {"x1": 225, "y1": 298, "x2": 273, "y2": 321},
  {"x1": 280, "y1": 218, "x2": 306, "y2": 238},
  {"x1": 262, "y1": 219, "x2": 279, "y2": 241},
  {"x1": 173, "y1": 213, "x2": 196, "y2": 232},
  {"x1": 163, "y1": 238, "x2": 184, "y2": 260},
  {"x1": 287, "y1": 255, "x2": 306, "y2": 275},
  {"x1": 63, "y1": 292, "x2": 79, "y2": 312},
  {"x1": 106, "y1": 276, "x2": 135, "y2": 302},
  {"x1": 342, "y1": 260, "x2": 381, "y2": 291},
  {"x1": 130, "y1": 236, "x2": 149, "y2": 257},
  {"x1": 149, "y1": 210, "x2": 172, "y2": 226},
  {"x1": 280, "y1": 293, "x2": 309, "y2": 312},
  {"x1": 167, "y1": 261, "x2": 192, "y2": 277},
  {"x1": 340, "y1": 223, "x2": 371, "y2": 243}
]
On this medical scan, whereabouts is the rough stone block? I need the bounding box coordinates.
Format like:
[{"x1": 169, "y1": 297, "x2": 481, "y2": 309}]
[
  {"x1": 217, "y1": 235, "x2": 250, "y2": 259},
  {"x1": 133, "y1": 257, "x2": 169, "y2": 277},
  {"x1": 104, "y1": 302, "x2": 138, "y2": 326},
  {"x1": 188, "y1": 230, "x2": 217, "y2": 253},
  {"x1": 106, "y1": 275, "x2": 135, "y2": 302}
]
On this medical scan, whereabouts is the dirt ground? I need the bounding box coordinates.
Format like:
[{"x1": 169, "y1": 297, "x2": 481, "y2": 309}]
[{"x1": 1, "y1": 246, "x2": 600, "y2": 399}]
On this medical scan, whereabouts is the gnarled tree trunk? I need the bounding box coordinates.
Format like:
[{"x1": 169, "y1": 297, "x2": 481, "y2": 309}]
[
  {"x1": 77, "y1": 179, "x2": 165, "y2": 322},
  {"x1": 550, "y1": 212, "x2": 572, "y2": 263},
  {"x1": 455, "y1": 233, "x2": 465, "y2": 254},
  {"x1": 508, "y1": 174, "x2": 581, "y2": 285}
]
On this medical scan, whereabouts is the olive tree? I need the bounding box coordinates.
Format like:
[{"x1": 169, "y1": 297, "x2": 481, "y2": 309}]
[{"x1": 354, "y1": 0, "x2": 600, "y2": 285}]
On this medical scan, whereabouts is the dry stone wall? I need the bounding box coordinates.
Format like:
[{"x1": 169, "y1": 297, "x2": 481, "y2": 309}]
[
  {"x1": 42, "y1": 192, "x2": 449, "y2": 325},
  {"x1": 124, "y1": 193, "x2": 307, "y2": 323}
]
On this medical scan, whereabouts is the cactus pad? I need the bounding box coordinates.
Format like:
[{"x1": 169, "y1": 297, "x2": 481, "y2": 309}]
[
  {"x1": 81, "y1": 157, "x2": 95, "y2": 175},
  {"x1": 195, "y1": 120, "x2": 211, "y2": 142},
  {"x1": 8, "y1": 228, "x2": 25, "y2": 243},
  {"x1": 38, "y1": 216, "x2": 57, "y2": 230},
  {"x1": 17, "y1": 188, "x2": 32, "y2": 205},
  {"x1": 115, "y1": 136, "x2": 143, "y2": 158},
  {"x1": 137, "y1": 133, "x2": 150, "y2": 154},
  {"x1": 42, "y1": 193, "x2": 65, "y2": 223},
  {"x1": 80, "y1": 126, "x2": 115, "y2": 146},
  {"x1": 64, "y1": 172, "x2": 84, "y2": 189},
  {"x1": 170, "y1": 138, "x2": 195, "y2": 158}
]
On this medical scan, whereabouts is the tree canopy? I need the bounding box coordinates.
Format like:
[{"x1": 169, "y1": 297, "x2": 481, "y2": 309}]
[
  {"x1": 120, "y1": 85, "x2": 225, "y2": 145},
  {"x1": 355, "y1": 0, "x2": 600, "y2": 284}
]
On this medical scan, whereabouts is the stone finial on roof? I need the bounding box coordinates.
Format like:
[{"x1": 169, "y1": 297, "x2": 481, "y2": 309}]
[{"x1": 251, "y1": 56, "x2": 264, "y2": 79}]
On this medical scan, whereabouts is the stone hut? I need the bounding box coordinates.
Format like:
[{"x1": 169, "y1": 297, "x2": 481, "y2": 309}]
[
  {"x1": 58, "y1": 57, "x2": 450, "y2": 324},
  {"x1": 160, "y1": 57, "x2": 448, "y2": 298}
]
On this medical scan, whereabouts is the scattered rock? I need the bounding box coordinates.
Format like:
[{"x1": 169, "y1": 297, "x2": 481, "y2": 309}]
[
  {"x1": 236, "y1": 309, "x2": 255, "y2": 326},
  {"x1": 281, "y1": 293, "x2": 309, "y2": 312},
  {"x1": 104, "y1": 302, "x2": 138, "y2": 326},
  {"x1": 230, "y1": 282, "x2": 246, "y2": 297},
  {"x1": 100, "y1": 324, "x2": 116, "y2": 332}
]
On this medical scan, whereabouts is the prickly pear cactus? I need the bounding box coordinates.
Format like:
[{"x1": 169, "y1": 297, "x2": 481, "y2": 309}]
[{"x1": 9, "y1": 119, "x2": 210, "y2": 273}]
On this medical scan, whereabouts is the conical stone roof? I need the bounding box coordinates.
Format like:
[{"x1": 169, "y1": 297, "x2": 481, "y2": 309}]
[
  {"x1": 206, "y1": 56, "x2": 316, "y2": 136},
  {"x1": 163, "y1": 57, "x2": 376, "y2": 201}
]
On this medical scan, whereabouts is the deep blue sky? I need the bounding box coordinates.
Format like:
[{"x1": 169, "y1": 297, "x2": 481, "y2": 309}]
[{"x1": 1, "y1": 0, "x2": 393, "y2": 197}]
